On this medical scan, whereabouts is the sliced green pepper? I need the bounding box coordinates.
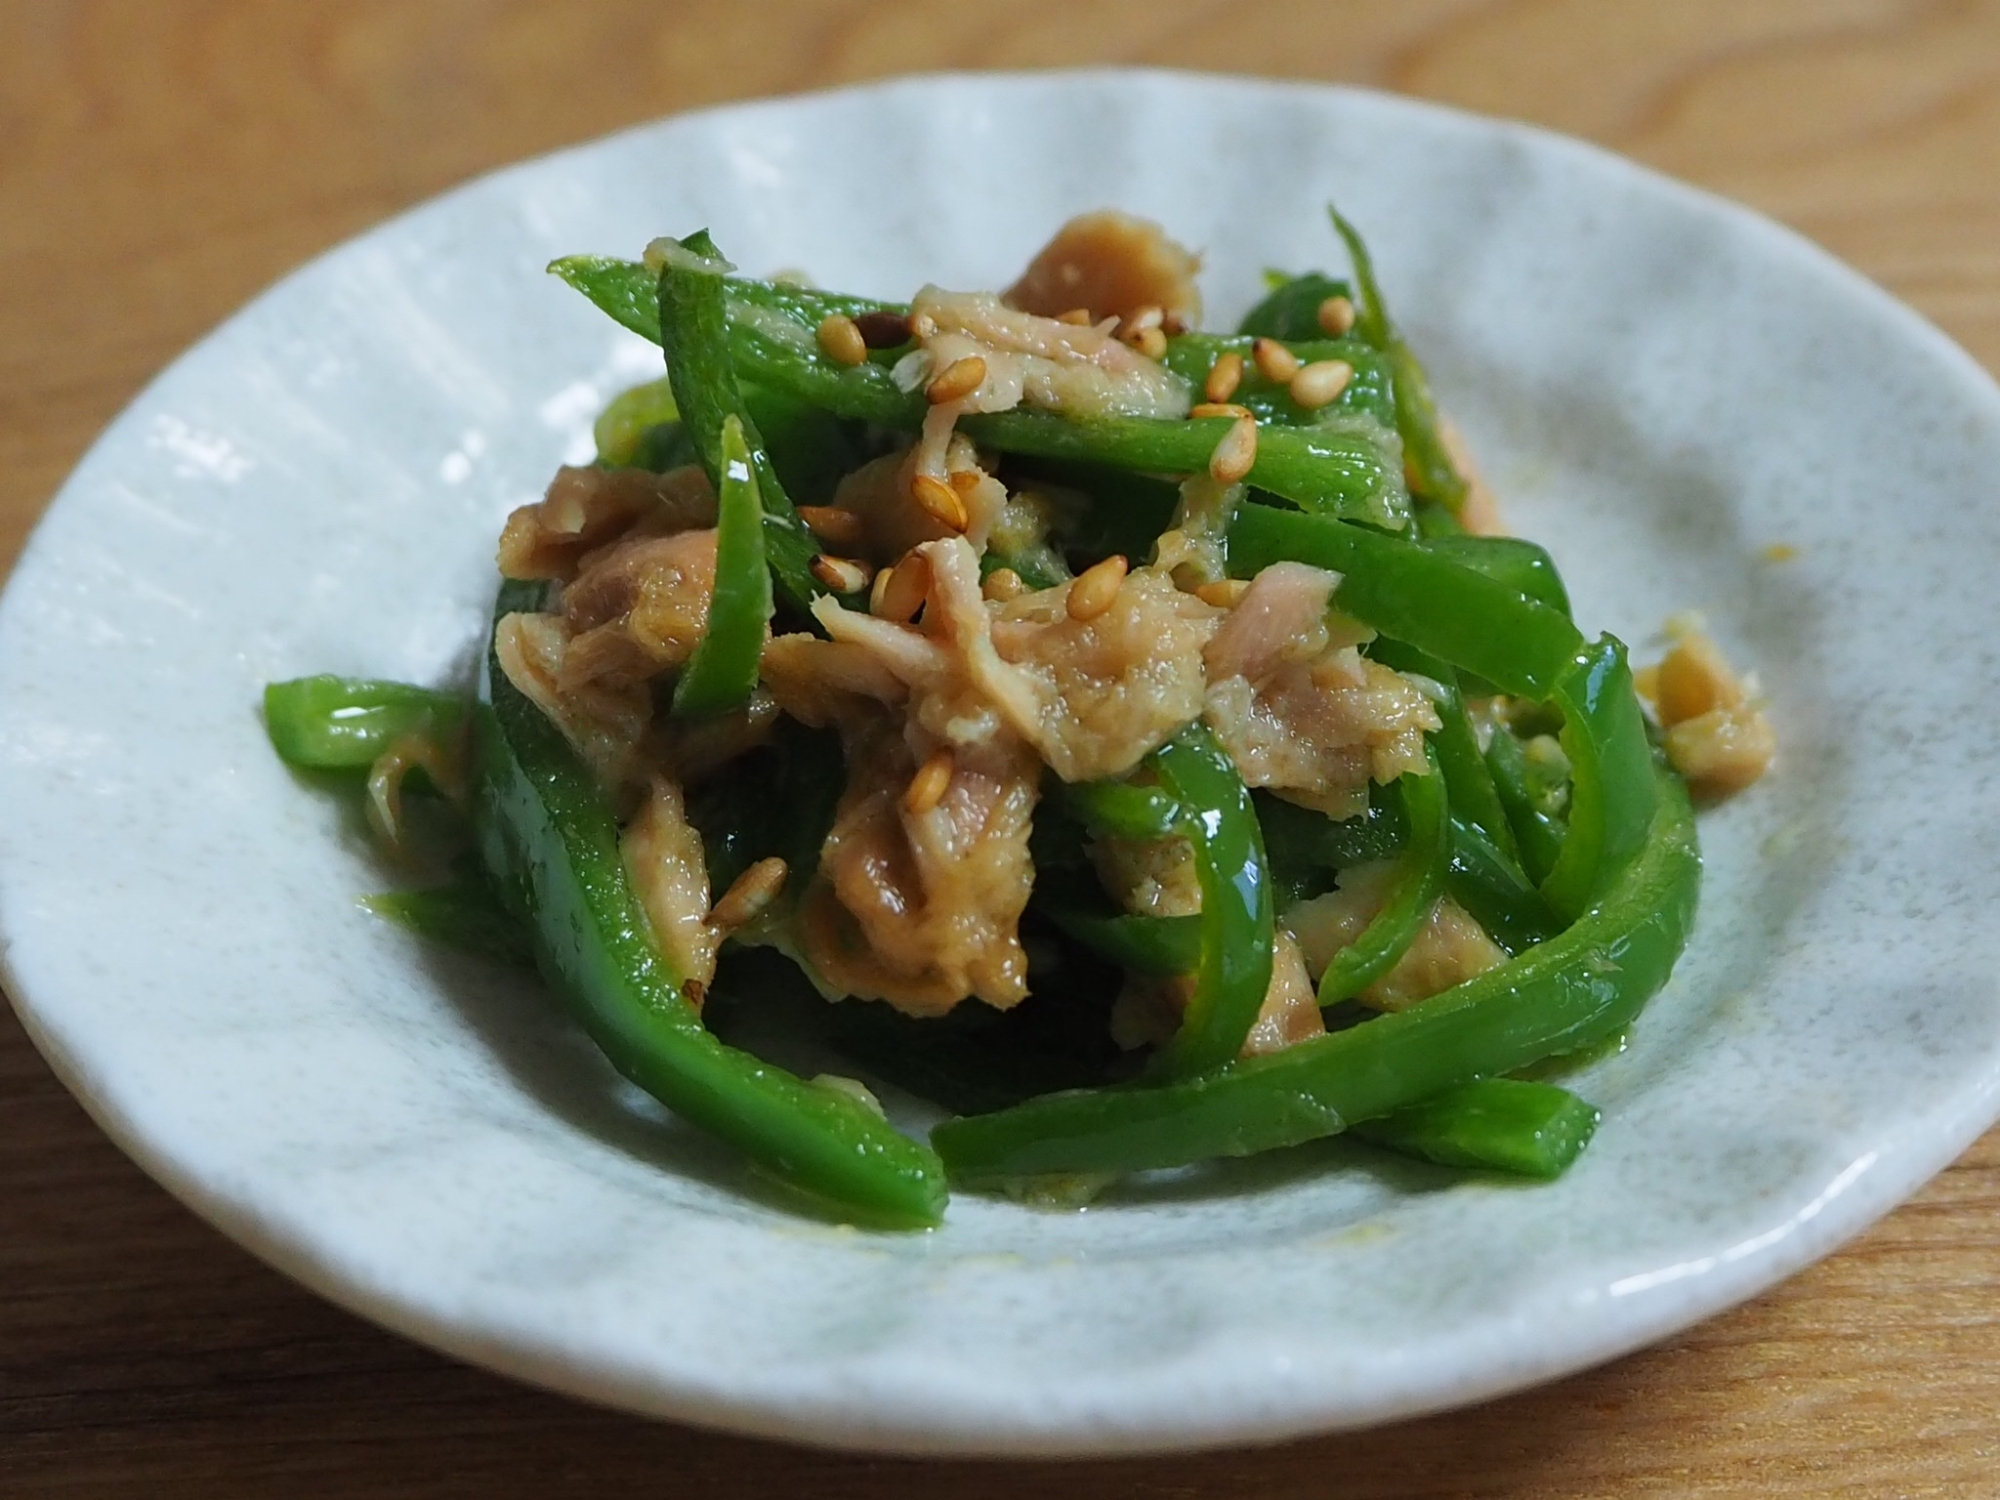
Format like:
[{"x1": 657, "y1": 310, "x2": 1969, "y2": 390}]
[
  {"x1": 1315, "y1": 744, "x2": 1449, "y2": 1006},
  {"x1": 1328, "y1": 206, "x2": 1469, "y2": 515},
  {"x1": 1538, "y1": 637, "x2": 1657, "y2": 921},
  {"x1": 1236, "y1": 271, "x2": 1354, "y2": 342},
  {"x1": 1423, "y1": 534, "x2": 1573, "y2": 618},
  {"x1": 931, "y1": 762, "x2": 1696, "y2": 1181},
  {"x1": 264, "y1": 676, "x2": 465, "y2": 770},
  {"x1": 671, "y1": 413, "x2": 771, "y2": 719},
  {"x1": 476, "y1": 580, "x2": 946, "y2": 1227},
  {"x1": 1228, "y1": 505, "x2": 1582, "y2": 698},
  {"x1": 1142, "y1": 723, "x2": 1275, "y2": 1081},
  {"x1": 1351, "y1": 1077, "x2": 1600, "y2": 1179},
  {"x1": 652, "y1": 233, "x2": 828, "y2": 613},
  {"x1": 1446, "y1": 816, "x2": 1561, "y2": 957},
  {"x1": 1486, "y1": 723, "x2": 1569, "y2": 886},
  {"x1": 554, "y1": 256, "x2": 1410, "y2": 530}
]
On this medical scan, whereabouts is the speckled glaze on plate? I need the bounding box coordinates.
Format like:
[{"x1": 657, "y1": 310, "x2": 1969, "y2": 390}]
[{"x1": 4, "y1": 71, "x2": 1999, "y2": 1456}]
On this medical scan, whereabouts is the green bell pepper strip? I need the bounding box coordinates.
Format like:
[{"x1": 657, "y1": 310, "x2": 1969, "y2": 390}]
[
  {"x1": 1423, "y1": 534, "x2": 1573, "y2": 619},
  {"x1": 671, "y1": 414, "x2": 772, "y2": 719},
  {"x1": 1052, "y1": 778, "x2": 1183, "y2": 842},
  {"x1": 930, "y1": 761, "x2": 1697, "y2": 1181},
  {"x1": 1350, "y1": 1077, "x2": 1600, "y2": 1179},
  {"x1": 264, "y1": 676, "x2": 465, "y2": 770},
  {"x1": 1141, "y1": 723, "x2": 1276, "y2": 1081},
  {"x1": 1446, "y1": 816, "x2": 1562, "y2": 956},
  {"x1": 476, "y1": 579, "x2": 947, "y2": 1228},
  {"x1": 1256, "y1": 787, "x2": 1406, "y2": 909},
  {"x1": 1236, "y1": 271, "x2": 1355, "y2": 342},
  {"x1": 1044, "y1": 901, "x2": 1201, "y2": 977},
  {"x1": 1160, "y1": 332, "x2": 1397, "y2": 431},
  {"x1": 1228, "y1": 505, "x2": 1583, "y2": 698},
  {"x1": 1369, "y1": 638, "x2": 1518, "y2": 867},
  {"x1": 362, "y1": 877, "x2": 534, "y2": 969},
  {"x1": 1486, "y1": 725, "x2": 1569, "y2": 886},
  {"x1": 1314, "y1": 743, "x2": 1450, "y2": 1006},
  {"x1": 1329, "y1": 206, "x2": 1469, "y2": 515},
  {"x1": 652, "y1": 234, "x2": 829, "y2": 614},
  {"x1": 1538, "y1": 637, "x2": 1657, "y2": 922},
  {"x1": 553, "y1": 256, "x2": 1411, "y2": 530}
]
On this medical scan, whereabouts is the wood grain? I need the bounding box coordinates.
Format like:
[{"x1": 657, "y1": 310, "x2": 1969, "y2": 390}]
[{"x1": 4, "y1": 4, "x2": 1999, "y2": 1494}]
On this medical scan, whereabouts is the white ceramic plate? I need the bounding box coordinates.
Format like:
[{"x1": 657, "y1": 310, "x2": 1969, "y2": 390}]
[{"x1": 4, "y1": 71, "x2": 1999, "y2": 1456}]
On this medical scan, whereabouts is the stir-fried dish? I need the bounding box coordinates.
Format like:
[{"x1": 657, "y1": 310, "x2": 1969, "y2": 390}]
[{"x1": 263, "y1": 210, "x2": 1773, "y2": 1227}]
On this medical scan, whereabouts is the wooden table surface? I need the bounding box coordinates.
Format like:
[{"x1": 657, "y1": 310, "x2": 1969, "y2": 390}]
[{"x1": 5, "y1": 4, "x2": 1999, "y2": 1495}]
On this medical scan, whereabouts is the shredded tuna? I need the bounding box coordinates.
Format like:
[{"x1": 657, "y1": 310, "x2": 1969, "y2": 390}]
[
  {"x1": 800, "y1": 718, "x2": 1040, "y2": 1016},
  {"x1": 1639, "y1": 618, "x2": 1775, "y2": 798},
  {"x1": 1004, "y1": 210, "x2": 1203, "y2": 327},
  {"x1": 623, "y1": 774, "x2": 720, "y2": 987},
  {"x1": 1286, "y1": 865, "x2": 1506, "y2": 1012},
  {"x1": 493, "y1": 611, "x2": 651, "y2": 784},
  {"x1": 498, "y1": 464, "x2": 716, "y2": 582},
  {"x1": 1110, "y1": 931, "x2": 1324, "y2": 1056},
  {"x1": 1203, "y1": 562, "x2": 1437, "y2": 817}
]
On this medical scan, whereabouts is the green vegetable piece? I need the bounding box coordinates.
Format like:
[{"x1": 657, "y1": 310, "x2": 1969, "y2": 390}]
[
  {"x1": 1235, "y1": 272, "x2": 1354, "y2": 341},
  {"x1": 1054, "y1": 778, "x2": 1183, "y2": 842},
  {"x1": 931, "y1": 762, "x2": 1696, "y2": 1181},
  {"x1": 672, "y1": 414, "x2": 772, "y2": 719},
  {"x1": 1370, "y1": 637, "x2": 1517, "y2": 866},
  {"x1": 263, "y1": 676, "x2": 464, "y2": 770},
  {"x1": 1228, "y1": 505, "x2": 1583, "y2": 697},
  {"x1": 476, "y1": 580, "x2": 946, "y2": 1228},
  {"x1": 553, "y1": 257, "x2": 1411, "y2": 530},
  {"x1": 652, "y1": 233, "x2": 828, "y2": 613},
  {"x1": 1256, "y1": 788, "x2": 1406, "y2": 909},
  {"x1": 1315, "y1": 745, "x2": 1450, "y2": 1006},
  {"x1": 1142, "y1": 724, "x2": 1275, "y2": 1081},
  {"x1": 363, "y1": 878, "x2": 534, "y2": 968},
  {"x1": 1161, "y1": 331, "x2": 1396, "y2": 431},
  {"x1": 1423, "y1": 534, "x2": 1573, "y2": 618},
  {"x1": 1486, "y1": 724, "x2": 1569, "y2": 886},
  {"x1": 1351, "y1": 1077, "x2": 1600, "y2": 1178},
  {"x1": 593, "y1": 376, "x2": 678, "y2": 467},
  {"x1": 1539, "y1": 637, "x2": 1658, "y2": 921},
  {"x1": 1445, "y1": 816, "x2": 1561, "y2": 957},
  {"x1": 1045, "y1": 906, "x2": 1201, "y2": 977},
  {"x1": 1328, "y1": 206, "x2": 1470, "y2": 515}
]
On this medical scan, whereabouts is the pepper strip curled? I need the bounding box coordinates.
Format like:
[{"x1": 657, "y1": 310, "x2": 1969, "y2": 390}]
[
  {"x1": 931, "y1": 762, "x2": 1697, "y2": 1181},
  {"x1": 1314, "y1": 741, "x2": 1450, "y2": 1006},
  {"x1": 1141, "y1": 723, "x2": 1276, "y2": 1082},
  {"x1": 264, "y1": 676, "x2": 465, "y2": 769},
  {"x1": 671, "y1": 413, "x2": 771, "y2": 718},
  {"x1": 476, "y1": 580, "x2": 947, "y2": 1228}
]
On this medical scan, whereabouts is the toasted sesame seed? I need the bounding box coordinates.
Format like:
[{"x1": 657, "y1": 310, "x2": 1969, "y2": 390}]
[
  {"x1": 1190, "y1": 401, "x2": 1253, "y2": 421},
  {"x1": 1252, "y1": 337, "x2": 1301, "y2": 383},
  {"x1": 1204, "y1": 351, "x2": 1244, "y2": 404},
  {"x1": 708, "y1": 856, "x2": 789, "y2": 930},
  {"x1": 1161, "y1": 311, "x2": 1190, "y2": 337},
  {"x1": 809, "y1": 554, "x2": 873, "y2": 594},
  {"x1": 869, "y1": 564, "x2": 895, "y2": 614},
  {"x1": 874, "y1": 552, "x2": 930, "y2": 623},
  {"x1": 854, "y1": 309, "x2": 914, "y2": 347},
  {"x1": 1055, "y1": 307, "x2": 1094, "y2": 326},
  {"x1": 816, "y1": 313, "x2": 868, "y2": 366},
  {"x1": 926, "y1": 354, "x2": 987, "y2": 405},
  {"x1": 1316, "y1": 294, "x2": 1357, "y2": 337},
  {"x1": 1067, "y1": 554, "x2": 1129, "y2": 622},
  {"x1": 1209, "y1": 413, "x2": 1258, "y2": 484},
  {"x1": 982, "y1": 566, "x2": 1026, "y2": 602},
  {"x1": 1123, "y1": 304, "x2": 1165, "y2": 335},
  {"x1": 1195, "y1": 578, "x2": 1249, "y2": 609},
  {"x1": 1289, "y1": 358, "x2": 1355, "y2": 410},
  {"x1": 1133, "y1": 327, "x2": 1167, "y2": 359},
  {"x1": 904, "y1": 748, "x2": 955, "y2": 815},
  {"x1": 797, "y1": 504, "x2": 864, "y2": 552},
  {"x1": 911, "y1": 473, "x2": 970, "y2": 532}
]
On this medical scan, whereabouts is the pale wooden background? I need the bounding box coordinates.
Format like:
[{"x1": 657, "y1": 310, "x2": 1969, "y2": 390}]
[{"x1": 4, "y1": 4, "x2": 1998, "y2": 1495}]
